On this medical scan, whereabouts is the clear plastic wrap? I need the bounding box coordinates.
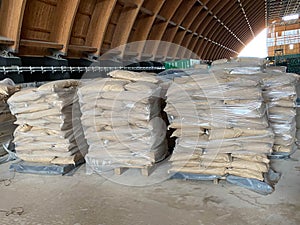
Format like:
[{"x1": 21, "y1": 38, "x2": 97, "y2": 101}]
[
  {"x1": 0, "y1": 79, "x2": 20, "y2": 160},
  {"x1": 7, "y1": 80, "x2": 88, "y2": 165},
  {"x1": 261, "y1": 71, "x2": 299, "y2": 154},
  {"x1": 210, "y1": 57, "x2": 266, "y2": 75},
  {"x1": 9, "y1": 159, "x2": 84, "y2": 175},
  {"x1": 212, "y1": 59, "x2": 299, "y2": 155},
  {"x1": 78, "y1": 71, "x2": 168, "y2": 174},
  {"x1": 166, "y1": 62, "x2": 274, "y2": 183},
  {"x1": 171, "y1": 168, "x2": 280, "y2": 195},
  {"x1": 0, "y1": 141, "x2": 17, "y2": 165}
]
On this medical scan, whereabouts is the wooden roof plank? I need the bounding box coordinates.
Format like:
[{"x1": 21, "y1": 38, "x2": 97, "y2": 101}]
[
  {"x1": 85, "y1": 0, "x2": 117, "y2": 56},
  {"x1": 128, "y1": 0, "x2": 165, "y2": 59},
  {"x1": 68, "y1": 45, "x2": 97, "y2": 53},
  {"x1": 0, "y1": 0, "x2": 27, "y2": 52},
  {"x1": 20, "y1": 39, "x2": 63, "y2": 49},
  {"x1": 0, "y1": 36, "x2": 15, "y2": 46},
  {"x1": 50, "y1": 0, "x2": 81, "y2": 54}
]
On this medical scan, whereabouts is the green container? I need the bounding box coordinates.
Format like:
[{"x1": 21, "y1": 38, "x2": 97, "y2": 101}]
[{"x1": 164, "y1": 59, "x2": 201, "y2": 69}]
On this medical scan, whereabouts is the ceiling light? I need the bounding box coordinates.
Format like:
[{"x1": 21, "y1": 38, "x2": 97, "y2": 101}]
[{"x1": 282, "y1": 14, "x2": 299, "y2": 21}]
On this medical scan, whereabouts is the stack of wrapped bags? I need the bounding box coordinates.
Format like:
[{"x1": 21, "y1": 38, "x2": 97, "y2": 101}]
[
  {"x1": 261, "y1": 71, "x2": 299, "y2": 155},
  {"x1": 0, "y1": 79, "x2": 19, "y2": 158},
  {"x1": 210, "y1": 58, "x2": 299, "y2": 155},
  {"x1": 8, "y1": 80, "x2": 88, "y2": 165},
  {"x1": 165, "y1": 66, "x2": 274, "y2": 181},
  {"x1": 78, "y1": 70, "x2": 168, "y2": 173},
  {"x1": 296, "y1": 83, "x2": 300, "y2": 144}
]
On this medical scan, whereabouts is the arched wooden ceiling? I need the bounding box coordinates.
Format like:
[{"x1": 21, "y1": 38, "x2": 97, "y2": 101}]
[{"x1": 0, "y1": 0, "x2": 265, "y2": 61}]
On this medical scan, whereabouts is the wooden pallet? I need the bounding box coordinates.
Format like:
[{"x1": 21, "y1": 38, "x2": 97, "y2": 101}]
[
  {"x1": 213, "y1": 176, "x2": 227, "y2": 184},
  {"x1": 114, "y1": 164, "x2": 156, "y2": 176},
  {"x1": 169, "y1": 170, "x2": 227, "y2": 184}
]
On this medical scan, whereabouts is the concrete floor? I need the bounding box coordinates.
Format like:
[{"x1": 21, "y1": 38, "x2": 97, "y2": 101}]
[{"x1": 0, "y1": 151, "x2": 299, "y2": 225}]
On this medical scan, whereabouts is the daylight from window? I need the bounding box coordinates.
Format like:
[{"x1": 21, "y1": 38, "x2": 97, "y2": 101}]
[{"x1": 239, "y1": 28, "x2": 268, "y2": 58}]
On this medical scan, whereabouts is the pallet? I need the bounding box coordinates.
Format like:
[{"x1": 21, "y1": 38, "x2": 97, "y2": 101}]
[
  {"x1": 114, "y1": 164, "x2": 156, "y2": 176},
  {"x1": 113, "y1": 151, "x2": 170, "y2": 176},
  {"x1": 170, "y1": 171, "x2": 225, "y2": 184},
  {"x1": 213, "y1": 176, "x2": 227, "y2": 184}
]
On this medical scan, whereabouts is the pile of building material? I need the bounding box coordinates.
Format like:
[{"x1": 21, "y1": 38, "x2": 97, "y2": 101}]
[
  {"x1": 8, "y1": 80, "x2": 88, "y2": 165},
  {"x1": 0, "y1": 79, "x2": 19, "y2": 158},
  {"x1": 78, "y1": 70, "x2": 168, "y2": 174},
  {"x1": 165, "y1": 64, "x2": 274, "y2": 181},
  {"x1": 210, "y1": 58, "x2": 299, "y2": 156},
  {"x1": 262, "y1": 71, "x2": 299, "y2": 155},
  {"x1": 296, "y1": 83, "x2": 300, "y2": 144}
]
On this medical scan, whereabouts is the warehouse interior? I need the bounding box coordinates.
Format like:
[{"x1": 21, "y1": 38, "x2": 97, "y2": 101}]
[{"x1": 0, "y1": 0, "x2": 300, "y2": 224}]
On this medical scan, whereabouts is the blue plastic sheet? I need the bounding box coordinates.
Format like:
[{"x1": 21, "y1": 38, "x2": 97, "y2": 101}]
[
  {"x1": 170, "y1": 169, "x2": 281, "y2": 195},
  {"x1": 171, "y1": 173, "x2": 222, "y2": 181},
  {"x1": 0, "y1": 142, "x2": 17, "y2": 165},
  {"x1": 226, "y1": 176, "x2": 274, "y2": 195},
  {"x1": 10, "y1": 158, "x2": 85, "y2": 176}
]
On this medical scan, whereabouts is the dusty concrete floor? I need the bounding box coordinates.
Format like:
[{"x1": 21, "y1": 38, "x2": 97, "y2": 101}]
[{"x1": 0, "y1": 151, "x2": 299, "y2": 225}]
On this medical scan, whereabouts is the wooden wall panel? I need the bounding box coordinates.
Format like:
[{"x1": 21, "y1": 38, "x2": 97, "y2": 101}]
[
  {"x1": 212, "y1": 2, "x2": 248, "y2": 48},
  {"x1": 204, "y1": 1, "x2": 240, "y2": 59},
  {"x1": 204, "y1": 0, "x2": 231, "y2": 60},
  {"x1": 146, "y1": 0, "x2": 183, "y2": 59},
  {"x1": 0, "y1": 0, "x2": 266, "y2": 60},
  {"x1": 206, "y1": 2, "x2": 237, "y2": 59},
  {"x1": 70, "y1": 0, "x2": 97, "y2": 46},
  {"x1": 193, "y1": 38, "x2": 205, "y2": 59},
  {"x1": 129, "y1": 0, "x2": 165, "y2": 42},
  {"x1": 50, "y1": 0, "x2": 81, "y2": 54},
  {"x1": 173, "y1": 3, "x2": 203, "y2": 59},
  {"x1": 185, "y1": 6, "x2": 212, "y2": 58},
  {"x1": 128, "y1": 0, "x2": 165, "y2": 59},
  {"x1": 111, "y1": 0, "x2": 144, "y2": 51},
  {"x1": 102, "y1": 2, "x2": 123, "y2": 52},
  {"x1": 21, "y1": 0, "x2": 57, "y2": 41},
  {"x1": 194, "y1": 1, "x2": 220, "y2": 57},
  {"x1": 160, "y1": 0, "x2": 195, "y2": 59},
  {"x1": 0, "y1": 0, "x2": 27, "y2": 51},
  {"x1": 85, "y1": 0, "x2": 117, "y2": 56},
  {"x1": 71, "y1": 14, "x2": 90, "y2": 46},
  {"x1": 18, "y1": 0, "x2": 81, "y2": 56}
]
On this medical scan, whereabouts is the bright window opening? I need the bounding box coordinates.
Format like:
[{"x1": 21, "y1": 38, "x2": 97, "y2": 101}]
[
  {"x1": 238, "y1": 28, "x2": 268, "y2": 58},
  {"x1": 283, "y1": 14, "x2": 299, "y2": 21}
]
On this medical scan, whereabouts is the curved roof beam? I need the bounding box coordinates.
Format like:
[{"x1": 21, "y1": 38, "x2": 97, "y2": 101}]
[
  {"x1": 144, "y1": 0, "x2": 183, "y2": 59},
  {"x1": 110, "y1": 0, "x2": 144, "y2": 57},
  {"x1": 127, "y1": 0, "x2": 166, "y2": 60},
  {"x1": 0, "y1": 0, "x2": 27, "y2": 52},
  {"x1": 158, "y1": 0, "x2": 195, "y2": 60},
  {"x1": 174, "y1": 3, "x2": 203, "y2": 58},
  {"x1": 84, "y1": 0, "x2": 117, "y2": 57}
]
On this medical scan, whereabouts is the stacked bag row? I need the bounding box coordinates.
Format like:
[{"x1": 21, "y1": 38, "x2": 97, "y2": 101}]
[
  {"x1": 211, "y1": 58, "x2": 299, "y2": 156},
  {"x1": 78, "y1": 70, "x2": 168, "y2": 173},
  {"x1": 297, "y1": 83, "x2": 300, "y2": 144},
  {"x1": 261, "y1": 71, "x2": 298, "y2": 155},
  {"x1": 164, "y1": 62, "x2": 274, "y2": 181},
  {"x1": 8, "y1": 80, "x2": 88, "y2": 165},
  {"x1": 0, "y1": 79, "x2": 19, "y2": 158}
]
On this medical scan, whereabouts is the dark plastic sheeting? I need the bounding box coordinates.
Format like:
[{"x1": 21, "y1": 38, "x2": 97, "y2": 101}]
[
  {"x1": 10, "y1": 158, "x2": 85, "y2": 176},
  {"x1": 171, "y1": 173, "x2": 221, "y2": 181},
  {"x1": 226, "y1": 176, "x2": 273, "y2": 195},
  {"x1": 0, "y1": 142, "x2": 17, "y2": 165},
  {"x1": 170, "y1": 169, "x2": 281, "y2": 195}
]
